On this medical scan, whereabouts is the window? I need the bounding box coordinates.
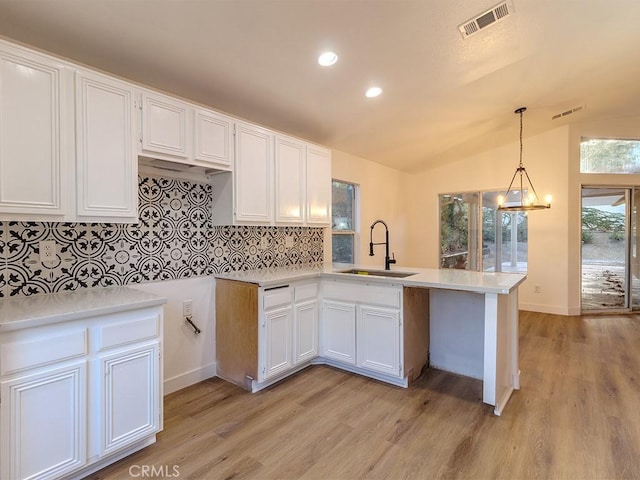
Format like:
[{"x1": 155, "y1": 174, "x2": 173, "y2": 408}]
[
  {"x1": 332, "y1": 180, "x2": 358, "y2": 263},
  {"x1": 580, "y1": 138, "x2": 640, "y2": 174},
  {"x1": 439, "y1": 190, "x2": 527, "y2": 273}
]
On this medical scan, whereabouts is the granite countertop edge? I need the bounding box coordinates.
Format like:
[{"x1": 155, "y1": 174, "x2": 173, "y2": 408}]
[
  {"x1": 212, "y1": 263, "x2": 527, "y2": 294},
  {"x1": 0, "y1": 286, "x2": 167, "y2": 331}
]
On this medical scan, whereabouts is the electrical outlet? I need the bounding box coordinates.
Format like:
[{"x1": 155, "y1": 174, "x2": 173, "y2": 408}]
[
  {"x1": 183, "y1": 299, "x2": 193, "y2": 317},
  {"x1": 285, "y1": 236, "x2": 294, "y2": 248},
  {"x1": 260, "y1": 237, "x2": 269, "y2": 249},
  {"x1": 534, "y1": 285, "x2": 541, "y2": 293},
  {"x1": 39, "y1": 240, "x2": 56, "y2": 263}
]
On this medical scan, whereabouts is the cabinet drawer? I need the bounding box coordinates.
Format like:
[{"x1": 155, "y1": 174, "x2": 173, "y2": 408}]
[
  {"x1": 1, "y1": 329, "x2": 87, "y2": 375},
  {"x1": 97, "y1": 314, "x2": 160, "y2": 351},
  {"x1": 295, "y1": 283, "x2": 319, "y2": 302},
  {"x1": 263, "y1": 286, "x2": 292, "y2": 310},
  {"x1": 323, "y1": 281, "x2": 401, "y2": 308}
]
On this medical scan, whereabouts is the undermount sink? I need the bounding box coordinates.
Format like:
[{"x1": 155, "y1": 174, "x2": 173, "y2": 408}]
[{"x1": 337, "y1": 268, "x2": 416, "y2": 278}]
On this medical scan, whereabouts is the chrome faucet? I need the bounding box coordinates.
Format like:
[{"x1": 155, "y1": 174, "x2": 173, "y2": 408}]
[{"x1": 369, "y1": 219, "x2": 396, "y2": 270}]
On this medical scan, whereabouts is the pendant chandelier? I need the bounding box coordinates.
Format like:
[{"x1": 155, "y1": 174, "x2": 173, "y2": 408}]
[{"x1": 497, "y1": 107, "x2": 551, "y2": 211}]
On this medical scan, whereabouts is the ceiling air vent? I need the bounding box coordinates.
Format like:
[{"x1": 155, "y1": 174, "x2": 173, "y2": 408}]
[
  {"x1": 551, "y1": 105, "x2": 585, "y2": 120},
  {"x1": 458, "y1": 1, "x2": 514, "y2": 38}
]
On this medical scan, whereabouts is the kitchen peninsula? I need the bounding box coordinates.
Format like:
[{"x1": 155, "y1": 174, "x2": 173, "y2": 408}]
[{"x1": 214, "y1": 263, "x2": 526, "y2": 416}]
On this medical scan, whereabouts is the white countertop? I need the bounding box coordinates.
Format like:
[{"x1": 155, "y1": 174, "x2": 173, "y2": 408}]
[
  {"x1": 0, "y1": 286, "x2": 167, "y2": 331},
  {"x1": 213, "y1": 263, "x2": 526, "y2": 294}
]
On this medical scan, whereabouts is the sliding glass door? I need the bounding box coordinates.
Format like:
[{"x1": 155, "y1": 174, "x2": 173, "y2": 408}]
[
  {"x1": 581, "y1": 187, "x2": 629, "y2": 311},
  {"x1": 439, "y1": 191, "x2": 528, "y2": 273}
]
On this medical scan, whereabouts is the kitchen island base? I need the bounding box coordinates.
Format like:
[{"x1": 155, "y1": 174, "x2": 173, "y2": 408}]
[
  {"x1": 213, "y1": 264, "x2": 525, "y2": 415},
  {"x1": 430, "y1": 288, "x2": 520, "y2": 415}
]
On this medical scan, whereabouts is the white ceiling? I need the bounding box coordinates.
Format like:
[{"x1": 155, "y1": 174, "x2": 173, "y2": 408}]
[{"x1": 1, "y1": 0, "x2": 639, "y2": 173}]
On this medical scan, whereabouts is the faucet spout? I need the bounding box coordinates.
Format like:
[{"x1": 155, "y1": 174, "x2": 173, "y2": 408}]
[{"x1": 369, "y1": 219, "x2": 397, "y2": 270}]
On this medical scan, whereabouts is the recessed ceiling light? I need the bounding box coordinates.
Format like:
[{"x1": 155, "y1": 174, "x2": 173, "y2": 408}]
[
  {"x1": 365, "y1": 87, "x2": 382, "y2": 98},
  {"x1": 318, "y1": 51, "x2": 338, "y2": 66}
]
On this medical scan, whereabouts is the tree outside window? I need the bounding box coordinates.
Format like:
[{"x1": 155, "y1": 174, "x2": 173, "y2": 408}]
[{"x1": 332, "y1": 180, "x2": 358, "y2": 263}]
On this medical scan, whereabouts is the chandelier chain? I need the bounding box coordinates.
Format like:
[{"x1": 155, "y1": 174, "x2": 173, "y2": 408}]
[{"x1": 519, "y1": 109, "x2": 524, "y2": 168}]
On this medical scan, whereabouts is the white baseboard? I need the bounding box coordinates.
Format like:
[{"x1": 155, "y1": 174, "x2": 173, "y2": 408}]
[
  {"x1": 164, "y1": 363, "x2": 217, "y2": 395},
  {"x1": 519, "y1": 303, "x2": 576, "y2": 316}
]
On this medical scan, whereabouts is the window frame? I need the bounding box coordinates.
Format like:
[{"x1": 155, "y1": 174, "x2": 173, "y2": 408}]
[
  {"x1": 438, "y1": 189, "x2": 528, "y2": 273},
  {"x1": 331, "y1": 179, "x2": 360, "y2": 264},
  {"x1": 580, "y1": 137, "x2": 640, "y2": 174}
]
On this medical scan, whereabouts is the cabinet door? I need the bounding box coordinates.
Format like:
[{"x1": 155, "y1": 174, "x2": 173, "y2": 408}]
[
  {"x1": 141, "y1": 92, "x2": 189, "y2": 159},
  {"x1": 275, "y1": 135, "x2": 305, "y2": 224},
  {"x1": 321, "y1": 300, "x2": 356, "y2": 365},
  {"x1": 0, "y1": 44, "x2": 67, "y2": 217},
  {"x1": 194, "y1": 108, "x2": 233, "y2": 169},
  {"x1": 263, "y1": 306, "x2": 293, "y2": 380},
  {"x1": 306, "y1": 145, "x2": 331, "y2": 226},
  {"x1": 357, "y1": 305, "x2": 401, "y2": 377},
  {"x1": 76, "y1": 71, "x2": 137, "y2": 220},
  {"x1": 234, "y1": 122, "x2": 273, "y2": 223},
  {"x1": 294, "y1": 300, "x2": 318, "y2": 364},
  {"x1": 99, "y1": 342, "x2": 160, "y2": 456},
  {"x1": 1, "y1": 361, "x2": 87, "y2": 480}
]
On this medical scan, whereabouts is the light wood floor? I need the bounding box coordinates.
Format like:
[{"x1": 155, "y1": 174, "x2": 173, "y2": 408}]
[{"x1": 88, "y1": 311, "x2": 640, "y2": 480}]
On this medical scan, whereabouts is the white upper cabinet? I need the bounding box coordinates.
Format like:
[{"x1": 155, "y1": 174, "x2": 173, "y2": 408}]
[
  {"x1": 140, "y1": 91, "x2": 190, "y2": 160},
  {"x1": 0, "y1": 41, "x2": 70, "y2": 219},
  {"x1": 306, "y1": 145, "x2": 332, "y2": 226},
  {"x1": 275, "y1": 135, "x2": 305, "y2": 224},
  {"x1": 75, "y1": 70, "x2": 137, "y2": 221},
  {"x1": 233, "y1": 122, "x2": 274, "y2": 224},
  {"x1": 194, "y1": 108, "x2": 233, "y2": 170}
]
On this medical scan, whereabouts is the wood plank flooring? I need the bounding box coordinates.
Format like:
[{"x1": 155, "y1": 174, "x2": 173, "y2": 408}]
[{"x1": 87, "y1": 311, "x2": 640, "y2": 480}]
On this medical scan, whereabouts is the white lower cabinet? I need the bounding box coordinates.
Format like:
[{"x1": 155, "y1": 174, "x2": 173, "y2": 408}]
[
  {"x1": 357, "y1": 305, "x2": 401, "y2": 377},
  {"x1": 321, "y1": 280, "x2": 403, "y2": 380},
  {"x1": 294, "y1": 300, "x2": 319, "y2": 364},
  {"x1": 257, "y1": 282, "x2": 319, "y2": 385},
  {"x1": 321, "y1": 300, "x2": 356, "y2": 365},
  {"x1": 263, "y1": 306, "x2": 293, "y2": 380},
  {"x1": 98, "y1": 342, "x2": 160, "y2": 456},
  {"x1": 0, "y1": 306, "x2": 163, "y2": 480},
  {"x1": 0, "y1": 361, "x2": 87, "y2": 480}
]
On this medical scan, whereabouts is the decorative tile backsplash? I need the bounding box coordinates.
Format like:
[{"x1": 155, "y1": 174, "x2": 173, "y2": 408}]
[{"x1": 0, "y1": 175, "x2": 324, "y2": 298}]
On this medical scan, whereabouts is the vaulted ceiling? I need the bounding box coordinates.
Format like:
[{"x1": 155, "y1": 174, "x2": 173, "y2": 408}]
[{"x1": 1, "y1": 0, "x2": 639, "y2": 172}]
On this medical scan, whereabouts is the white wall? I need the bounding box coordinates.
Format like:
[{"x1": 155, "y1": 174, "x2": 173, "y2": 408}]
[
  {"x1": 406, "y1": 126, "x2": 571, "y2": 314},
  {"x1": 133, "y1": 277, "x2": 216, "y2": 394},
  {"x1": 330, "y1": 149, "x2": 412, "y2": 268}
]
